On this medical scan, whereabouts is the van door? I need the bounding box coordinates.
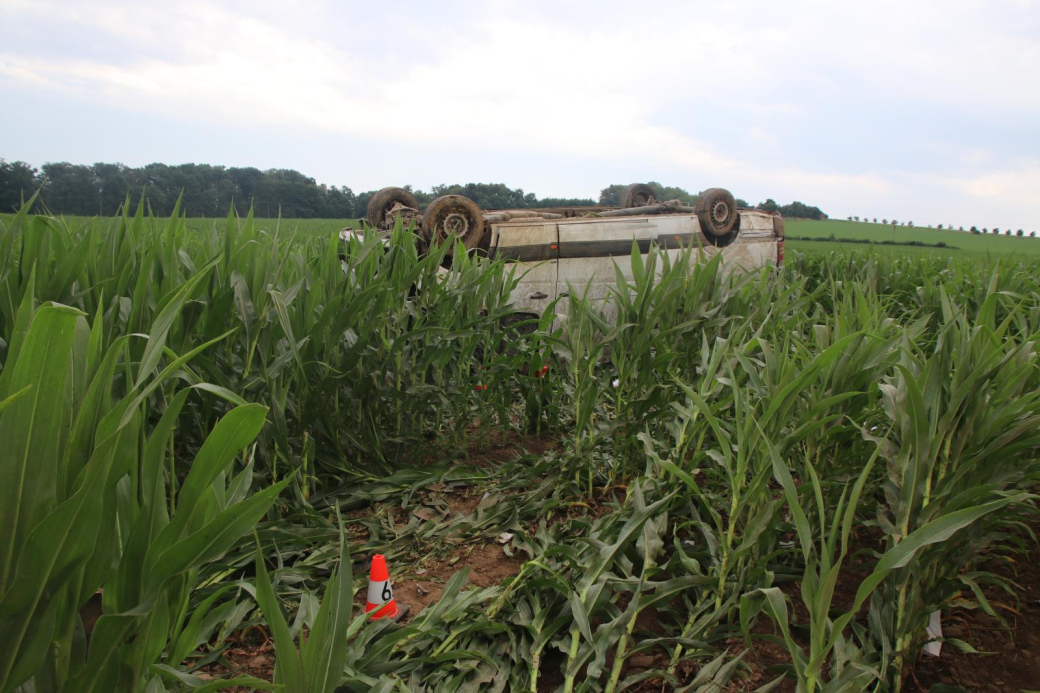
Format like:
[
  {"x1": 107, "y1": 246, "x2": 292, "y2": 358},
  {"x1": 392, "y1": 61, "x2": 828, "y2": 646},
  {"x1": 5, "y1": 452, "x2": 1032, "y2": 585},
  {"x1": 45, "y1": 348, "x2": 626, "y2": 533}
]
[
  {"x1": 718, "y1": 213, "x2": 776, "y2": 276},
  {"x1": 557, "y1": 217, "x2": 667, "y2": 322},
  {"x1": 491, "y1": 222, "x2": 559, "y2": 318}
]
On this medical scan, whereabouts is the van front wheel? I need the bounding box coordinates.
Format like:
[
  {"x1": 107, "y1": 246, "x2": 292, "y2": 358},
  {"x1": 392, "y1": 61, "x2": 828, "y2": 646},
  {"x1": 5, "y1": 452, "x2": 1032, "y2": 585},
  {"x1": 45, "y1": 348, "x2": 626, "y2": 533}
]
[{"x1": 695, "y1": 188, "x2": 737, "y2": 237}]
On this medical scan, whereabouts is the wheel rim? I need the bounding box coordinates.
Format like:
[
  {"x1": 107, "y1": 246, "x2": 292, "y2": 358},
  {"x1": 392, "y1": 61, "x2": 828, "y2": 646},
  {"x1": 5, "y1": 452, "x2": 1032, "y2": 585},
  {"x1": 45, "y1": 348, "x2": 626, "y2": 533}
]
[
  {"x1": 711, "y1": 200, "x2": 730, "y2": 226},
  {"x1": 440, "y1": 211, "x2": 470, "y2": 240}
]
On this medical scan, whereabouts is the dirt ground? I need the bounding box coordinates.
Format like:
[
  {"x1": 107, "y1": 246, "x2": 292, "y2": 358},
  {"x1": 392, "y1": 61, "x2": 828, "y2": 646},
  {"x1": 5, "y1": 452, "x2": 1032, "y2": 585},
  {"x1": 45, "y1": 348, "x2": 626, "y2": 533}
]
[
  {"x1": 196, "y1": 628, "x2": 274, "y2": 690},
  {"x1": 421, "y1": 427, "x2": 561, "y2": 467},
  {"x1": 198, "y1": 535, "x2": 1040, "y2": 693},
  {"x1": 194, "y1": 458, "x2": 1040, "y2": 692},
  {"x1": 402, "y1": 542, "x2": 526, "y2": 614},
  {"x1": 904, "y1": 543, "x2": 1040, "y2": 693}
]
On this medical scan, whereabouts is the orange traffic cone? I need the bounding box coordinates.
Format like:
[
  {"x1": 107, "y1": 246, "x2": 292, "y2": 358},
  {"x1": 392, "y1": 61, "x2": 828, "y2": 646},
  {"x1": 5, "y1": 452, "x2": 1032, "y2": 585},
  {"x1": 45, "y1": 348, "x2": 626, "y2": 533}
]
[{"x1": 365, "y1": 554, "x2": 408, "y2": 621}]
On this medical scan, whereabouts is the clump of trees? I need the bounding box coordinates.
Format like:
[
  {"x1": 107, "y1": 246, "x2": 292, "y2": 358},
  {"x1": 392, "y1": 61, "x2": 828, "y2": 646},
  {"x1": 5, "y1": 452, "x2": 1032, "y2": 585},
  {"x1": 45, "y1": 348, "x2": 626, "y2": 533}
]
[
  {"x1": 600, "y1": 182, "x2": 697, "y2": 207},
  {"x1": 754, "y1": 198, "x2": 826, "y2": 220},
  {"x1": 0, "y1": 160, "x2": 36, "y2": 213},
  {"x1": 1, "y1": 160, "x2": 358, "y2": 218},
  {"x1": 402, "y1": 183, "x2": 594, "y2": 212}
]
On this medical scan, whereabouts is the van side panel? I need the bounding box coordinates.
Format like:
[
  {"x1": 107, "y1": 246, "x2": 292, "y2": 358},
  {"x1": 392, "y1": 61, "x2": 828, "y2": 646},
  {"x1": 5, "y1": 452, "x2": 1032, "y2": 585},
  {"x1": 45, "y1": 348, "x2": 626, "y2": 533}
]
[
  {"x1": 491, "y1": 223, "x2": 559, "y2": 316},
  {"x1": 556, "y1": 218, "x2": 671, "y2": 321},
  {"x1": 718, "y1": 213, "x2": 777, "y2": 275},
  {"x1": 495, "y1": 211, "x2": 777, "y2": 322}
]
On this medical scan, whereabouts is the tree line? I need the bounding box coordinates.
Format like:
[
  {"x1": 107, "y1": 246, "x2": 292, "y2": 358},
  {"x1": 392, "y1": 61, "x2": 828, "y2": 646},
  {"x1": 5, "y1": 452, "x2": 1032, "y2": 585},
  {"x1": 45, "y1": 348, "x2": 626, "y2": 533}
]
[
  {"x1": 845, "y1": 216, "x2": 1036, "y2": 238},
  {"x1": 755, "y1": 198, "x2": 826, "y2": 220},
  {"x1": 0, "y1": 159, "x2": 826, "y2": 220},
  {"x1": 0, "y1": 160, "x2": 360, "y2": 218}
]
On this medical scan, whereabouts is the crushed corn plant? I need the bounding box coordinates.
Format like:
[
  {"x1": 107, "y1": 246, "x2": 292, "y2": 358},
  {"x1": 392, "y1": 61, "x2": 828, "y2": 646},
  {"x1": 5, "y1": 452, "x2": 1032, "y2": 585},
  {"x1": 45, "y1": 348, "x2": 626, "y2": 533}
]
[{"x1": 1, "y1": 198, "x2": 1039, "y2": 692}]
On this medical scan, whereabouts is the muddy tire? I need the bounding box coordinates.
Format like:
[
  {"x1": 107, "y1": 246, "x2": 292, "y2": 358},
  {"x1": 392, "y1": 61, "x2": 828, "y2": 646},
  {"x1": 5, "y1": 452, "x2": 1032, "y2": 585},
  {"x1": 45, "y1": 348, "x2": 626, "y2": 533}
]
[
  {"x1": 695, "y1": 188, "x2": 738, "y2": 237},
  {"x1": 422, "y1": 195, "x2": 484, "y2": 253},
  {"x1": 619, "y1": 183, "x2": 655, "y2": 208},
  {"x1": 367, "y1": 187, "x2": 420, "y2": 228}
]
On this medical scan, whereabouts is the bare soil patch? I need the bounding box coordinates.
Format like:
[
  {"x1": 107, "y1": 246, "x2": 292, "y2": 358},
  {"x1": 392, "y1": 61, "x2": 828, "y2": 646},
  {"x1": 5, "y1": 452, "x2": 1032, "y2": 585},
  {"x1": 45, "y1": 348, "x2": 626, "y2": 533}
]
[
  {"x1": 403, "y1": 542, "x2": 526, "y2": 615},
  {"x1": 195, "y1": 626, "x2": 275, "y2": 692},
  {"x1": 424, "y1": 428, "x2": 561, "y2": 467},
  {"x1": 905, "y1": 536, "x2": 1040, "y2": 693}
]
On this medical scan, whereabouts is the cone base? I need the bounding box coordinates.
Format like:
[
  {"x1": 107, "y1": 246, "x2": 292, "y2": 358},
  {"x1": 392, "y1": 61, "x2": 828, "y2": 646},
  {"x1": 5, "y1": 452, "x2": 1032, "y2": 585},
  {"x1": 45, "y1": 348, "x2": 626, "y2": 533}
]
[{"x1": 366, "y1": 601, "x2": 409, "y2": 622}]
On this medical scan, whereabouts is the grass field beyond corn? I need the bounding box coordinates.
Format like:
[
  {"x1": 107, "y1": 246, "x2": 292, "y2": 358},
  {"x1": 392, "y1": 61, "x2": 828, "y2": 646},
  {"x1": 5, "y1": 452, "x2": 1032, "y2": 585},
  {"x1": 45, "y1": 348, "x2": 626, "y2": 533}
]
[
  {"x1": 786, "y1": 218, "x2": 1040, "y2": 256},
  {"x1": 2, "y1": 202, "x2": 1039, "y2": 693}
]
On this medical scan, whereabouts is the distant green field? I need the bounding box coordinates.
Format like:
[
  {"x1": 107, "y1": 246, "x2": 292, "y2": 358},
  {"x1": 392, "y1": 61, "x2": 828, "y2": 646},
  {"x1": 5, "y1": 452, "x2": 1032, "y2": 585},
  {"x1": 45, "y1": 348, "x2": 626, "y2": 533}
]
[
  {"x1": 785, "y1": 218, "x2": 1040, "y2": 256},
  {"x1": 787, "y1": 241, "x2": 960, "y2": 259}
]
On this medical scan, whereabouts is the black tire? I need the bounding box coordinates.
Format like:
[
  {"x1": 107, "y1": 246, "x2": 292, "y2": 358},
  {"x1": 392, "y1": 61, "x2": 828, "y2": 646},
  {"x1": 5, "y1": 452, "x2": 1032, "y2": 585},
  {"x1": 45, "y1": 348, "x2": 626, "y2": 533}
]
[
  {"x1": 695, "y1": 188, "x2": 737, "y2": 237},
  {"x1": 422, "y1": 195, "x2": 484, "y2": 253},
  {"x1": 367, "y1": 187, "x2": 420, "y2": 228},
  {"x1": 619, "y1": 183, "x2": 655, "y2": 208}
]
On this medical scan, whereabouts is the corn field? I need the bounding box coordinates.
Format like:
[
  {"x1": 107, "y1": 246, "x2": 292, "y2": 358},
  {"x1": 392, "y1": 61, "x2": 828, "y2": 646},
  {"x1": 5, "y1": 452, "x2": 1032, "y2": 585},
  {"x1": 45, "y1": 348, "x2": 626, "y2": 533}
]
[{"x1": 1, "y1": 198, "x2": 1039, "y2": 693}]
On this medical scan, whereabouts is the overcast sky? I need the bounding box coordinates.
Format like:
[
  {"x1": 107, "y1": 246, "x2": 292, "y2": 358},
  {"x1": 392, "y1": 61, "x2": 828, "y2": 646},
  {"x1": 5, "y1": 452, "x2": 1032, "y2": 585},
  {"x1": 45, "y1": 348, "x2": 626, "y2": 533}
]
[{"x1": 2, "y1": 0, "x2": 1038, "y2": 229}]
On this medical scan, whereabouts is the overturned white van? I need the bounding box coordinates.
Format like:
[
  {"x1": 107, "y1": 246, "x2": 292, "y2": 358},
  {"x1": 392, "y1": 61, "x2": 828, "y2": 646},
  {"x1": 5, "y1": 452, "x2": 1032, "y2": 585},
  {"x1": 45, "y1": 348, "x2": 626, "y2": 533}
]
[{"x1": 345, "y1": 184, "x2": 785, "y2": 321}]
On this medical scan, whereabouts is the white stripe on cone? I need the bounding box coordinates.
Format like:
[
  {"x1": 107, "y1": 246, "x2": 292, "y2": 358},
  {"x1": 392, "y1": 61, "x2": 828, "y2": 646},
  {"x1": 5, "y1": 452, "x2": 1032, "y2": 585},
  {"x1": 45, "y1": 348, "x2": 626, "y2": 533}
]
[{"x1": 367, "y1": 579, "x2": 393, "y2": 607}]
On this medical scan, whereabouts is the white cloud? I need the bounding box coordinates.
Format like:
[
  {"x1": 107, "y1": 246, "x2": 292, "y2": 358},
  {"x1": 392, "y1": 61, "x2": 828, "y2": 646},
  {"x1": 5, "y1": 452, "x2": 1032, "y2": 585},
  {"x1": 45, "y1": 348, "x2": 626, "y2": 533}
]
[
  {"x1": 957, "y1": 166, "x2": 1040, "y2": 200},
  {"x1": 0, "y1": 7, "x2": 857, "y2": 169}
]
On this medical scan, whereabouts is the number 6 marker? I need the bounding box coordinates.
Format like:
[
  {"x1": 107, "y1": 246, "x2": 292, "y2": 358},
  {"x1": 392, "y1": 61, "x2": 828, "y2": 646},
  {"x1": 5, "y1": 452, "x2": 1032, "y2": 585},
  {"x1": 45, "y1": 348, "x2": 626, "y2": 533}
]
[{"x1": 365, "y1": 554, "x2": 407, "y2": 621}]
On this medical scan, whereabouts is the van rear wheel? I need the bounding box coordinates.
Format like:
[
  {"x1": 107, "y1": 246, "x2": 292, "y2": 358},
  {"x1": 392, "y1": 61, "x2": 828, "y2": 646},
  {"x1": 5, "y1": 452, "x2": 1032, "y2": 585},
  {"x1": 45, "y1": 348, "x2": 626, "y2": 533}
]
[
  {"x1": 367, "y1": 187, "x2": 420, "y2": 228},
  {"x1": 619, "y1": 183, "x2": 655, "y2": 208},
  {"x1": 422, "y1": 195, "x2": 484, "y2": 253}
]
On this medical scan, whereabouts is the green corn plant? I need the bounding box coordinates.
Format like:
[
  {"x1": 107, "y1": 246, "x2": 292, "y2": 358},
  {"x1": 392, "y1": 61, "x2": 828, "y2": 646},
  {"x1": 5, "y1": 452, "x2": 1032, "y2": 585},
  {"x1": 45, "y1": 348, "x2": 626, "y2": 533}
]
[
  {"x1": 604, "y1": 242, "x2": 716, "y2": 480},
  {"x1": 555, "y1": 281, "x2": 615, "y2": 494},
  {"x1": 643, "y1": 378, "x2": 782, "y2": 674},
  {"x1": 0, "y1": 277, "x2": 288, "y2": 690},
  {"x1": 743, "y1": 428, "x2": 1034, "y2": 693},
  {"x1": 600, "y1": 483, "x2": 716, "y2": 693},
  {"x1": 641, "y1": 323, "x2": 882, "y2": 672},
  {"x1": 556, "y1": 483, "x2": 676, "y2": 693},
  {"x1": 1, "y1": 202, "x2": 546, "y2": 490},
  {"x1": 864, "y1": 286, "x2": 1040, "y2": 690},
  {"x1": 740, "y1": 439, "x2": 884, "y2": 692},
  {"x1": 253, "y1": 519, "x2": 355, "y2": 693}
]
